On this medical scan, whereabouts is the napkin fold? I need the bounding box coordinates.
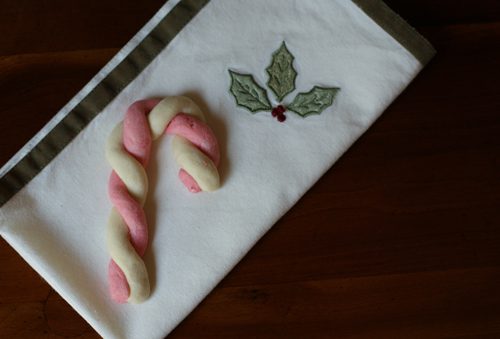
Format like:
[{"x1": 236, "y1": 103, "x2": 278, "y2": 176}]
[{"x1": 0, "y1": 0, "x2": 435, "y2": 338}]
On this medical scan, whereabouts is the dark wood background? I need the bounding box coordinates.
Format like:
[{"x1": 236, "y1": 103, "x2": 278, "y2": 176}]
[{"x1": 1, "y1": 1, "x2": 499, "y2": 338}]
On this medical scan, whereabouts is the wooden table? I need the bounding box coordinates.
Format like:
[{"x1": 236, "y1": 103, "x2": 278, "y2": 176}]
[{"x1": 1, "y1": 1, "x2": 499, "y2": 338}]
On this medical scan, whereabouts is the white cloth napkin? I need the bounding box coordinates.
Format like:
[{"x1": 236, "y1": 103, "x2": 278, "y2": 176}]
[{"x1": 0, "y1": 0, "x2": 434, "y2": 338}]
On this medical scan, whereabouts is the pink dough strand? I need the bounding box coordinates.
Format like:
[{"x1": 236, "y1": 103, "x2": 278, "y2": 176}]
[
  {"x1": 166, "y1": 113, "x2": 220, "y2": 193},
  {"x1": 108, "y1": 99, "x2": 158, "y2": 303}
]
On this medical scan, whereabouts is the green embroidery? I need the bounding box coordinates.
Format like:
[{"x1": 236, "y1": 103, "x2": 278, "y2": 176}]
[
  {"x1": 288, "y1": 86, "x2": 340, "y2": 117},
  {"x1": 229, "y1": 70, "x2": 272, "y2": 112},
  {"x1": 228, "y1": 42, "x2": 340, "y2": 122},
  {"x1": 266, "y1": 42, "x2": 297, "y2": 101}
]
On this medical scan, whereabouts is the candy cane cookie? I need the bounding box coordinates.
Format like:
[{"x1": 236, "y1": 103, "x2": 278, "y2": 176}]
[{"x1": 105, "y1": 96, "x2": 220, "y2": 304}]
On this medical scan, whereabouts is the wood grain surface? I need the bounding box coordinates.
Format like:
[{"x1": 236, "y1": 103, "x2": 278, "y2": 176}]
[{"x1": 1, "y1": 1, "x2": 499, "y2": 338}]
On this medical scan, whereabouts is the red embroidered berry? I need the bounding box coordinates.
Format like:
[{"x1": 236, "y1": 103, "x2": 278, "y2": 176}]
[
  {"x1": 277, "y1": 113, "x2": 286, "y2": 122},
  {"x1": 271, "y1": 108, "x2": 278, "y2": 117},
  {"x1": 277, "y1": 105, "x2": 285, "y2": 114}
]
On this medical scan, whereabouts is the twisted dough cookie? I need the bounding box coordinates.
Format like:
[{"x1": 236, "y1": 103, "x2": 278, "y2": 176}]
[{"x1": 105, "y1": 96, "x2": 220, "y2": 304}]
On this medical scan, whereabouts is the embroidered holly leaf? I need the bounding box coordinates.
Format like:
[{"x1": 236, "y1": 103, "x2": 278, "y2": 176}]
[
  {"x1": 229, "y1": 70, "x2": 272, "y2": 112},
  {"x1": 288, "y1": 86, "x2": 340, "y2": 117},
  {"x1": 266, "y1": 42, "x2": 297, "y2": 101}
]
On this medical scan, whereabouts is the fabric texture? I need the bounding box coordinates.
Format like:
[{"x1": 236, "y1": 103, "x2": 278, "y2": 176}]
[{"x1": 0, "y1": 0, "x2": 435, "y2": 338}]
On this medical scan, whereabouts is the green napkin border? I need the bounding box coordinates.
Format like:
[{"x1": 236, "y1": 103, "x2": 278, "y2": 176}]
[
  {"x1": 0, "y1": 0, "x2": 435, "y2": 208},
  {"x1": 353, "y1": 0, "x2": 436, "y2": 65}
]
